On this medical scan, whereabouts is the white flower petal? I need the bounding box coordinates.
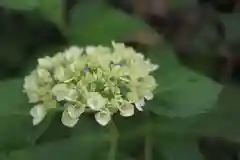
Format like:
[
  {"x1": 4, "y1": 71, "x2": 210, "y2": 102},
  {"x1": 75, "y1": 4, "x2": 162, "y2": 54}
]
[
  {"x1": 30, "y1": 104, "x2": 47, "y2": 125},
  {"x1": 54, "y1": 66, "x2": 65, "y2": 81},
  {"x1": 61, "y1": 110, "x2": 79, "y2": 127},
  {"x1": 65, "y1": 89, "x2": 78, "y2": 101},
  {"x1": 66, "y1": 104, "x2": 85, "y2": 119},
  {"x1": 38, "y1": 56, "x2": 52, "y2": 69},
  {"x1": 24, "y1": 75, "x2": 38, "y2": 90},
  {"x1": 144, "y1": 92, "x2": 154, "y2": 100},
  {"x1": 120, "y1": 103, "x2": 134, "y2": 117},
  {"x1": 52, "y1": 53, "x2": 64, "y2": 66},
  {"x1": 95, "y1": 111, "x2": 111, "y2": 126},
  {"x1": 37, "y1": 69, "x2": 52, "y2": 82},
  {"x1": 52, "y1": 83, "x2": 69, "y2": 101},
  {"x1": 126, "y1": 92, "x2": 139, "y2": 103},
  {"x1": 134, "y1": 99, "x2": 145, "y2": 111},
  {"x1": 65, "y1": 46, "x2": 83, "y2": 61},
  {"x1": 26, "y1": 91, "x2": 40, "y2": 103},
  {"x1": 87, "y1": 92, "x2": 106, "y2": 110},
  {"x1": 85, "y1": 46, "x2": 96, "y2": 54}
]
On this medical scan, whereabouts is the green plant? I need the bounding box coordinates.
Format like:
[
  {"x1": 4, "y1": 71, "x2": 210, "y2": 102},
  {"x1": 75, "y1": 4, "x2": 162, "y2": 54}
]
[{"x1": 0, "y1": 0, "x2": 239, "y2": 160}]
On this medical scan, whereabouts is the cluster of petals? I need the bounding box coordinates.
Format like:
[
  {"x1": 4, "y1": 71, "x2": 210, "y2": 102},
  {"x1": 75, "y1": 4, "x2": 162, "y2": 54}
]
[{"x1": 23, "y1": 42, "x2": 159, "y2": 127}]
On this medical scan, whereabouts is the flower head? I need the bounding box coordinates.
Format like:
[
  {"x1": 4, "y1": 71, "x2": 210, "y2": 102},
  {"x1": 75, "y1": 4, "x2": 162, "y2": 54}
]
[{"x1": 23, "y1": 42, "x2": 159, "y2": 127}]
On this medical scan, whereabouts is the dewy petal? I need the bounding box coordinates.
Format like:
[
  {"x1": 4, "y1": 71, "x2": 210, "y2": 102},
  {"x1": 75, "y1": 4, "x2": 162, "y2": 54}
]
[
  {"x1": 30, "y1": 104, "x2": 47, "y2": 125},
  {"x1": 119, "y1": 103, "x2": 134, "y2": 117},
  {"x1": 144, "y1": 92, "x2": 154, "y2": 100},
  {"x1": 134, "y1": 99, "x2": 145, "y2": 111},
  {"x1": 61, "y1": 110, "x2": 79, "y2": 127},
  {"x1": 95, "y1": 111, "x2": 111, "y2": 126},
  {"x1": 66, "y1": 104, "x2": 85, "y2": 119}
]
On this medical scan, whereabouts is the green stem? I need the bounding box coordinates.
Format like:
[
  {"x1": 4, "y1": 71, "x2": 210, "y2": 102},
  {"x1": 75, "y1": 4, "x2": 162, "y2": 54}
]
[
  {"x1": 144, "y1": 112, "x2": 152, "y2": 160},
  {"x1": 144, "y1": 134, "x2": 152, "y2": 160},
  {"x1": 108, "y1": 120, "x2": 119, "y2": 160}
]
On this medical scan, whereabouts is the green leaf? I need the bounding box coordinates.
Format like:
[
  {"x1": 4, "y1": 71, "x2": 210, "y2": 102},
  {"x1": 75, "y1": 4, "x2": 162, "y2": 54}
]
[
  {"x1": 67, "y1": 3, "x2": 149, "y2": 45},
  {"x1": 28, "y1": 112, "x2": 56, "y2": 144},
  {"x1": 220, "y1": 13, "x2": 240, "y2": 43},
  {"x1": 154, "y1": 135, "x2": 204, "y2": 160},
  {"x1": 0, "y1": 0, "x2": 64, "y2": 29},
  {"x1": 38, "y1": 0, "x2": 64, "y2": 29},
  {"x1": 0, "y1": 0, "x2": 39, "y2": 10},
  {"x1": 147, "y1": 44, "x2": 223, "y2": 117},
  {"x1": 0, "y1": 79, "x2": 54, "y2": 151},
  {"x1": 150, "y1": 83, "x2": 240, "y2": 143},
  {"x1": 0, "y1": 153, "x2": 8, "y2": 160},
  {"x1": 8, "y1": 137, "x2": 107, "y2": 160},
  {"x1": 0, "y1": 79, "x2": 33, "y2": 151},
  {"x1": 168, "y1": 0, "x2": 198, "y2": 10},
  {"x1": 148, "y1": 84, "x2": 240, "y2": 143},
  {"x1": 0, "y1": 25, "x2": 31, "y2": 77},
  {"x1": 7, "y1": 116, "x2": 109, "y2": 160},
  {"x1": 193, "y1": 84, "x2": 240, "y2": 142}
]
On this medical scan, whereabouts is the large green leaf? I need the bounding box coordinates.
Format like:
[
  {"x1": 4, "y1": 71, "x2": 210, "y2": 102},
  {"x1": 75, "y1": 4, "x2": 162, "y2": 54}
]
[
  {"x1": 146, "y1": 44, "x2": 223, "y2": 117},
  {"x1": 154, "y1": 135, "x2": 204, "y2": 160},
  {"x1": 168, "y1": 0, "x2": 198, "y2": 10},
  {"x1": 220, "y1": 13, "x2": 240, "y2": 43},
  {"x1": 37, "y1": 0, "x2": 64, "y2": 29},
  {"x1": 0, "y1": 79, "x2": 54, "y2": 151},
  {"x1": 0, "y1": 0, "x2": 64, "y2": 29},
  {"x1": 0, "y1": 79, "x2": 33, "y2": 151},
  {"x1": 7, "y1": 137, "x2": 107, "y2": 160},
  {"x1": 6, "y1": 116, "x2": 109, "y2": 160},
  {"x1": 0, "y1": 0, "x2": 39, "y2": 10},
  {"x1": 193, "y1": 84, "x2": 240, "y2": 142},
  {"x1": 67, "y1": 3, "x2": 150, "y2": 45},
  {"x1": 151, "y1": 83, "x2": 240, "y2": 143}
]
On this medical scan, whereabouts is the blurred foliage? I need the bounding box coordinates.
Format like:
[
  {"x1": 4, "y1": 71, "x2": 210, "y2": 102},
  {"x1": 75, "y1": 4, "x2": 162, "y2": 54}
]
[{"x1": 0, "y1": 0, "x2": 239, "y2": 159}]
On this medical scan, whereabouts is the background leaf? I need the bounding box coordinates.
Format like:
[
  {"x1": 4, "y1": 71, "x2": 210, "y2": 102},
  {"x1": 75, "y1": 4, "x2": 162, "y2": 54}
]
[
  {"x1": 7, "y1": 116, "x2": 109, "y2": 160},
  {"x1": 220, "y1": 13, "x2": 240, "y2": 43},
  {"x1": 0, "y1": 0, "x2": 64, "y2": 30},
  {"x1": 168, "y1": 0, "x2": 198, "y2": 10},
  {"x1": 38, "y1": 0, "x2": 64, "y2": 29},
  {"x1": 0, "y1": 79, "x2": 33, "y2": 151},
  {"x1": 147, "y1": 44, "x2": 223, "y2": 117},
  {"x1": 154, "y1": 135, "x2": 204, "y2": 160},
  {"x1": 67, "y1": 3, "x2": 150, "y2": 45},
  {"x1": 0, "y1": 0, "x2": 39, "y2": 10},
  {"x1": 193, "y1": 84, "x2": 240, "y2": 142}
]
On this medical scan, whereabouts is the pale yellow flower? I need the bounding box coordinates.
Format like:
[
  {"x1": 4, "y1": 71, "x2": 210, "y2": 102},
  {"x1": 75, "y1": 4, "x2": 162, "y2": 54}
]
[
  {"x1": 87, "y1": 92, "x2": 107, "y2": 110},
  {"x1": 95, "y1": 110, "x2": 111, "y2": 126},
  {"x1": 61, "y1": 109, "x2": 79, "y2": 127},
  {"x1": 30, "y1": 104, "x2": 47, "y2": 125}
]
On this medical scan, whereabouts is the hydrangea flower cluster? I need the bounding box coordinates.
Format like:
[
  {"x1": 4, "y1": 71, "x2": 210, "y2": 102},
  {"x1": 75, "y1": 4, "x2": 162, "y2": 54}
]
[{"x1": 23, "y1": 42, "x2": 159, "y2": 127}]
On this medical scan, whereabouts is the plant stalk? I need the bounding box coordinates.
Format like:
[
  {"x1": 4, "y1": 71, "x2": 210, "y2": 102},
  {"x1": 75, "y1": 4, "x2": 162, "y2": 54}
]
[
  {"x1": 144, "y1": 112, "x2": 153, "y2": 160},
  {"x1": 144, "y1": 134, "x2": 152, "y2": 160},
  {"x1": 108, "y1": 120, "x2": 119, "y2": 160}
]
